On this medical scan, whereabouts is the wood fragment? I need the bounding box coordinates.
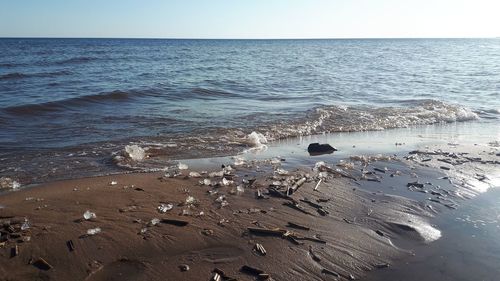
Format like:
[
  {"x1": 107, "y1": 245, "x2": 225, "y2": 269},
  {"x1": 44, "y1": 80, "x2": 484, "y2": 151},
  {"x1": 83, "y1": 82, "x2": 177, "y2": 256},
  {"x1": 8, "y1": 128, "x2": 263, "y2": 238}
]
[
  {"x1": 67, "y1": 240, "x2": 75, "y2": 252},
  {"x1": 283, "y1": 202, "x2": 314, "y2": 215},
  {"x1": 287, "y1": 222, "x2": 310, "y2": 231},
  {"x1": 375, "y1": 263, "x2": 390, "y2": 269},
  {"x1": 11, "y1": 245, "x2": 18, "y2": 257},
  {"x1": 309, "y1": 246, "x2": 321, "y2": 262},
  {"x1": 287, "y1": 177, "x2": 307, "y2": 195},
  {"x1": 373, "y1": 167, "x2": 386, "y2": 173},
  {"x1": 211, "y1": 272, "x2": 222, "y2": 281},
  {"x1": 299, "y1": 198, "x2": 323, "y2": 209},
  {"x1": 256, "y1": 189, "x2": 265, "y2": 199},
  {"x1": 293, "y1": 235, "x2": 327, "y2": 244},
  {"x1": 248, "y1": 227, "x2": 286, "y2": 236},
  {"x1": 254, "y1": 243, "x2": 267, "y2": 255},
  {"x1": 160, "y1": 219, "x2": 189, "y2": 226},
  {"x1": 34, "y1": 258, "x2": 53, "y2": 270},
  {"x1": 322, "y1": 268, "x2": 340, "y2": 277},
  {"x1": 317, "y1": 208, "x2": 329, "y2": 216},
  {"x1": 313, "y1": 179, "x2": 322, "y2": 191},
  {"x1": 241, "y1": 265, "x2": 264, "y2": 275}
]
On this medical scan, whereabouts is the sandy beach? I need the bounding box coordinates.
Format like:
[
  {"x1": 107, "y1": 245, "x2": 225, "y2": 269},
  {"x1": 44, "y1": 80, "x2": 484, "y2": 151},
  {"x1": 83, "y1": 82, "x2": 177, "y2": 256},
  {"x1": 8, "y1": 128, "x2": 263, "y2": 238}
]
[{"x1": 2, "y1": 134, "x2": 498, "y2": 281}]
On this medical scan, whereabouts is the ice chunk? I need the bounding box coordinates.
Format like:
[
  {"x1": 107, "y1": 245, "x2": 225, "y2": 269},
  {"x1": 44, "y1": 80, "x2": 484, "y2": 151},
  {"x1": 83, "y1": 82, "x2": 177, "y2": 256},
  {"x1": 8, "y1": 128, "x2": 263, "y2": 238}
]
[
  {"x1": 124, "y1": 145, "x2": 146, "y2": 161},
  {"x1": 233, "y1": 156, "x2": 246, "y2": 166},
  {"x1": 86, "y1": 227, "x2": 102, "y2": 235},
  {"x1": 189, "y1": 171, "x2": 201, "y2": 178},
  {"x1": 247, "y1": 131, "x2": 268, "y2": 148},
  {"x1": 178, "y1": 163, "x2": 188, "y2": 170},
  {"x1": 110, "y1": 180, "x2": 118, "y2": 186},
  {"x1": 157, "y1": 203, "x2": 173, "y2": 213},
  {"x1": 83, "y1": 210, "x2": 96, "y2": 220},
  {"x1": 0, "y1": 177, "x2": 21, "y2": 190},
  {"x1": 275, "y1": 168, "x2": 289, "y2": 175},
  {"x1": 150, "y1": 218, "x2": 160, "y2": 226},
  {"x1": 200, "y1": 178, "x2": 212, "y2": 186},
  {"x1": 185, "y1": 196, "x2": 196, "y2": 205},
  {"x1": 222, "y1": 178, "x2": 233, "y2": 186},
  {"x1": 21, "y1": 219, "x2": 30, "y2": 231}
]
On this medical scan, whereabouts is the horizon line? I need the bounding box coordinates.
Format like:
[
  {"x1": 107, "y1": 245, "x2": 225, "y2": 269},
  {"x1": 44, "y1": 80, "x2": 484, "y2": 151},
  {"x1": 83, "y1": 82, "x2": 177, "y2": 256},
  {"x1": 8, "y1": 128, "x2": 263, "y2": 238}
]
[{"x1": 0, "y1": 36, "x2": 499, "y2": 40}]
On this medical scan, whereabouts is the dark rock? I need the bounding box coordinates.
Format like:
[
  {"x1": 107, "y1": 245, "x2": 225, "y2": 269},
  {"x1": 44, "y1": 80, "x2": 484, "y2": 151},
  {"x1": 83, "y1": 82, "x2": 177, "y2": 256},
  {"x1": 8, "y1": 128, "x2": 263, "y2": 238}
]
[{"x1": 307, "y1": 143, "x2": 337, "y2": 156}]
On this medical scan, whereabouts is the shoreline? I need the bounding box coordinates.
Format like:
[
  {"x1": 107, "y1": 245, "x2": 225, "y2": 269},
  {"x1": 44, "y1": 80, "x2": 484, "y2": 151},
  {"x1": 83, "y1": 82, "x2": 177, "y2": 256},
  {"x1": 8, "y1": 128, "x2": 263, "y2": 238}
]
[{"x1": 1, "y1": 122, "x2": 499, "y2": 280}]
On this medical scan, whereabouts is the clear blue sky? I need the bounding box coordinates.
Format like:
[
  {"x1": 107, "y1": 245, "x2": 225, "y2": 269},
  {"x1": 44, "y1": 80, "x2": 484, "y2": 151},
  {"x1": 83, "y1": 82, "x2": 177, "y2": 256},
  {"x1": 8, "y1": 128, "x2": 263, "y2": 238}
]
[{"x1": 0, "y1": 0, "x2": 499, "y2": 38}]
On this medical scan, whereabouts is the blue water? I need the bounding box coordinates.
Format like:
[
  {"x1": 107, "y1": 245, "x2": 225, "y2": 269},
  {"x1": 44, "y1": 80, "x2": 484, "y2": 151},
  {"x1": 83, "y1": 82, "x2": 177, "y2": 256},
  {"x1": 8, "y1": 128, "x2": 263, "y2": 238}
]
[{"x1": 0, "y1": 38, "x2": 499, "y2": 183}]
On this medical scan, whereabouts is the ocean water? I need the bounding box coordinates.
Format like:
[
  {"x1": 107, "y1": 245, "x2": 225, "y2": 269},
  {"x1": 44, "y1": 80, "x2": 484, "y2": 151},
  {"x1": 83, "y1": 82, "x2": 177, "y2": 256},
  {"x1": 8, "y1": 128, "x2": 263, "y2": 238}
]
[{"x1": 0, "y1": 38, "x2": 499, "y2": 184}]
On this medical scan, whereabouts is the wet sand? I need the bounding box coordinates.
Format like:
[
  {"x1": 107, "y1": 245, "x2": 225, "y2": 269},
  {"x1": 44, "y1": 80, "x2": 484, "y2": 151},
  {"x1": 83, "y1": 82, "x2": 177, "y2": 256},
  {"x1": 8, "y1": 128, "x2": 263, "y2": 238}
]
[{"x1": 1, "y1": 136, "x2": 498, "y2": 281}]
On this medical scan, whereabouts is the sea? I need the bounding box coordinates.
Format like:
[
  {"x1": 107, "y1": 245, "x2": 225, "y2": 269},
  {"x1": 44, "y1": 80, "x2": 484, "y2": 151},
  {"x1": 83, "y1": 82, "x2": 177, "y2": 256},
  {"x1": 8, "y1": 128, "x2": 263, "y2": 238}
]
[{"x1": 0, "y1": 38, "x2": 499, "y2": 184}]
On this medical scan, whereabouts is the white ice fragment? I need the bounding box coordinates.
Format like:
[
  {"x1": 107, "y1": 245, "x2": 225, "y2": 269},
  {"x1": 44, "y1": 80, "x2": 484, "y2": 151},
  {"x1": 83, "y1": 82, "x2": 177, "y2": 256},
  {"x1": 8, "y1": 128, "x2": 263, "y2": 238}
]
[
  {"x1": 150, "y1": 218, "x2": 160, "y2": 226},
  {"x1": 178, "y1": 163, "x2": 189, "y2": 170},
  {"x1": 189, "y1": 171, "x2": 201, "y2": 178},
  {"x1": 21, "y1": 219, "x2": 30, "y2": 231},
  {"x1": 222, "y1": 178, "x2": 233, "y2": 186},
  {"x1": 157, "y1": 203, "x2": 173, "y2": 213},
  {"x1": 86, "y1": 227, "x2": 102, "y2": 235},
  {"x1": 313, "y1": 161, "x2": 330, "y2": 172},
  {"x1": 124, "y1": 145, "x2": 146, "y2": 161},
  {"x1": 209, "y1": 171, "x2": 224, "y2": 178},
  {"x1": 12, "y1": 181, "x2": 20, "y2": 190},
  {"x1": 201, "y1": 179, "x2": 212, "y2": 186},
  {"x1": 236, "y1": 185, "x2": 244, "y2": 193},
  {"x1": 270, "y1": 158, "x2": 281, "y2": 165},
  {"x1": 215, "y1": 195, "x2": 226, "y2": 203},
  {"x1": 233, "y1": 157, "x2": 246, "y2": 166},
  {"x1": 83, "y1": 210, "x2": 97, "y2": 220},
  {"x1": 275, "y1": 168, "x2": 289, "y2": 176},
  {"x1": 247, "y1": 131, "x2": 268, "y2": 148},
  {"x1": 110, "y1": 180, "x2": 118, "y2": 186},
  {"x1": 185, "y1": 196, "x2": 196, "y2": 205}
]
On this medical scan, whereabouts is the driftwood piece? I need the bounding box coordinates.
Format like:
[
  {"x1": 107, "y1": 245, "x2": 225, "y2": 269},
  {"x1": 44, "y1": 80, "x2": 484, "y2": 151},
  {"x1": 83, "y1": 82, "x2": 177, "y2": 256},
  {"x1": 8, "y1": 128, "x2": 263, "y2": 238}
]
[
  {"x1": 248, "y1": 227, "x2": 286, "y2": 237},
  {"x1": 287, "y1": 222, "x2": 310, "y2": 231},
  {"x1": 287, "y1": 177, "x2": 307, "y2": 196},
  {"x1": 283, "y1": 202, "x2": 314, "y2": 215},
  {"x1": 160, "y1": 219, "x2": 189, "y2": 226}
]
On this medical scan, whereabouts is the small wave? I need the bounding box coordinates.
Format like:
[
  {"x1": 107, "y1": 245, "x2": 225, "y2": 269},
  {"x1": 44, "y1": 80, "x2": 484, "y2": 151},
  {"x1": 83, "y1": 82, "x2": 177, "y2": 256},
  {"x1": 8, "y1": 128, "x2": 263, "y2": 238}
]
[
  {"x1": 55, "y1": 56, "x2": 97, "y2": 65},
  {"x1": 254, "y1": 100, "x2": 480, "y2": 141},
  {"x1": 0, "y1": 72, "x2": 28, "y2": 80},
  {"x1": 2, "y1": 90, "x2": 133, "y2": 116},
  {"x1": 0, "y1": 63, "x2": 17, "y2": 68},
  {"x1": 0, "y1": 70, "x2": 73, "y2": 81},
  {"x1": 189, "y1": 88, "x2": 241, "y2": 99}
]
